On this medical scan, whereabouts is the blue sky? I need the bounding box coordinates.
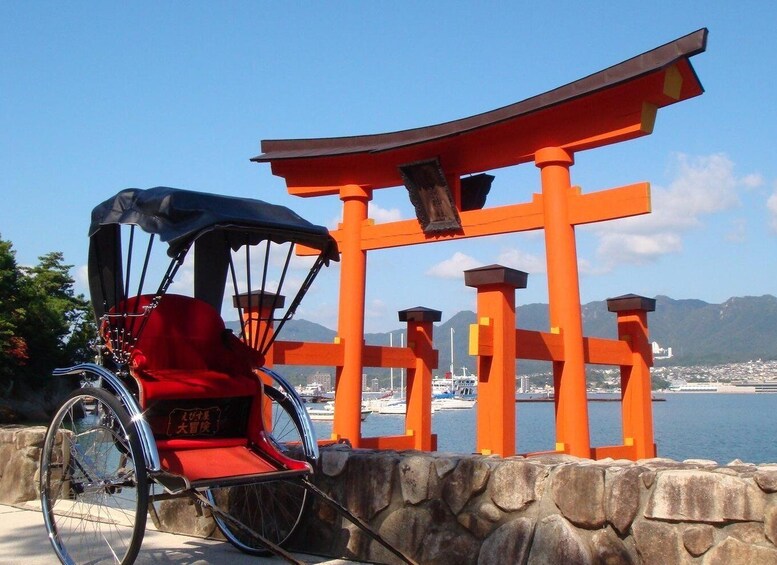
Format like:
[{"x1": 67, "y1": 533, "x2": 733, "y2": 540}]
[{"x1": 2, "y1": 2, "x2": 776, "y2": 333}]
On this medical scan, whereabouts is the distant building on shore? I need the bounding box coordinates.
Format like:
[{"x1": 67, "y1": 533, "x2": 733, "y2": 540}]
[{"x1": 652, "y1": 341, "x2": 673, "y2": 360}]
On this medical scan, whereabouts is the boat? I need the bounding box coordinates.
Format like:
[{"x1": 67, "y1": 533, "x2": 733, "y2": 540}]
[
  {"x1": 431, "y1": 394, "x2": 475, "y2": 410},
  {"x1": 432, "y1": 371, "x2": 477, "y2": 398},
  {"x1": 433, "y1": 329, "x2": 478, "y2": 398},
  {"x1": 373, "y1": 399, "x2": 408, "y2": 415},
  {"x1": 306, "y1": 401, "x2": 370, "y2": 421}
]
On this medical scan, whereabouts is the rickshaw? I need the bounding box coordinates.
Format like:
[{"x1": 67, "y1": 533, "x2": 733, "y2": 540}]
[{"x1": 39, "y1": 187, "x2": 413, "y2": 565}]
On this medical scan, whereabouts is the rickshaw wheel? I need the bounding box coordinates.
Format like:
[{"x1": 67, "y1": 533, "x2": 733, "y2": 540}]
[
  {"x1": 40, "y1": 386, "x2": 149, "y2": 565},
  {"x1": 206, "y1": 382, "x2": 313, "y2": 555}
]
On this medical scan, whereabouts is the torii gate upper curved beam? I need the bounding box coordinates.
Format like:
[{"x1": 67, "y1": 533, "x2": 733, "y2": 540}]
[{"x1": 253, "y1": 29, "x2": 707, "y2": 194}]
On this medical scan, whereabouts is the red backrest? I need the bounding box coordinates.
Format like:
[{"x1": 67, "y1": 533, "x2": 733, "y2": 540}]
[{"x1": 115, "y1": 294, "x2": 245, "y2": 375}]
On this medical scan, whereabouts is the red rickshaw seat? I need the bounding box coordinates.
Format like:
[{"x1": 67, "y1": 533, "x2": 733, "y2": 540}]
[
  {"x1": 119, "y1": 294, "x2": 259, "y2": 405},
  {"x1": 106, "y1": 294, "x2": 310, "y2": 481}
]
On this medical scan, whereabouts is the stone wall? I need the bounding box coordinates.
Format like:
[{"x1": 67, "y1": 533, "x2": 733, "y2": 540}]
[
  {"x1": 0, "y1": 426, "x2": 44, "y2": 504},
  {"x1": 4, "y1": 427, "x2": 777, "y2": 564},
  {"x1": 297, "y1": 446, "x2": 777, "y2": 564}
]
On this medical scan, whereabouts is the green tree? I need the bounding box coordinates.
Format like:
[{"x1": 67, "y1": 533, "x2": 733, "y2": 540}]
[
  {"x1": 0, "y1": 236, "x2": 96, "y2": 408},
  {"x1": 0, "y1": 237, "x2": 27, "y2": 396}
]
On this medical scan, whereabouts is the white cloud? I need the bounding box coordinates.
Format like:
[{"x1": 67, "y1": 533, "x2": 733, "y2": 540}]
[
  {"x1": 596, "y1": 232, "x2": 683, "y2": 265},
  {"x1": 328, "y1": 202, "x2": 403, "y2": 230},
  {"x1": 590, "y1": 153, "x2": 748, "y2": 269},
  {"x1": 74, "y1": 264, "x2": 90, "y2": 296},
  {"x1": 741, "y1": 173, "x2": 764, "y2": 189},
  {"x1": 768, "y1": 188, "x2": 777, "y2": 233},
  {"x1": 426, "y1": 252, "x2": 483, "y2": 279},
  {"x1": 369, "y1": 203, "x2": 402, "y2": 223},
  {"x1": 168, "y1": 259, "x2": 195, "y2": 295},
  {"x1": 496, "y1": 248, "x2": 546, "y2": 274}
]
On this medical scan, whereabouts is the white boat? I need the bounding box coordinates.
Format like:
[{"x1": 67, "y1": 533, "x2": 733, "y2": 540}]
[
  {"x1": 434, "y1": 329, "x2": 478, "y2": 398},
  {"x1": 374, "y1": 399, "x2": 407, "y2": 415},
  {"x1": 431, "y1": 395, "x2": 476, "y2": 410},
  {"x1": 432, "y1": 369, "x2": 477, "y2": 398},
  {"x1": 306, "y1": 401, "x2": 370, "y2": 421}
]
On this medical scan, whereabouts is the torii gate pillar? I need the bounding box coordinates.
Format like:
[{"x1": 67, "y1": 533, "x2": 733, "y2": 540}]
[
  {"x1": 332, "y1": 184, "x2": 372, "y2": 445},
  {"x1": 536, "y1": 147, "x2": 590, "y2": 457}
]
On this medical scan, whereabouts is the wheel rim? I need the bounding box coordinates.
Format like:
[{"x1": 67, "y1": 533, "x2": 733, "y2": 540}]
[{"x1": 41, "y1": 388, "x2": 147, "y2": 564}]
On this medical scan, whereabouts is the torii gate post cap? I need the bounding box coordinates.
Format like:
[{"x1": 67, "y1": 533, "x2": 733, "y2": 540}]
[
  {"x1": 606, "y1": 294, "x2": 656, "y2": 313},
  {"x1": 464, "y1": 264, "x2": 528, "y2": 289},
  {"x1": 398, "y1": 307, "x2": 443, "y2": 323},
  {"x1": 233, "y1": 291, "x2": 286, "y2": 310}
]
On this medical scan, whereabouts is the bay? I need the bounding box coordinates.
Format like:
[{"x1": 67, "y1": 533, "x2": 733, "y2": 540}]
[{"x1": 308, "y1": 394, "x2": 777, "y2": 464}]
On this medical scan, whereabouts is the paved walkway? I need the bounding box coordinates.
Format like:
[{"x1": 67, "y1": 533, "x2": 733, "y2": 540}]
[{"x1": 0, "y1": 502, "x2": 355, "y2": 564}]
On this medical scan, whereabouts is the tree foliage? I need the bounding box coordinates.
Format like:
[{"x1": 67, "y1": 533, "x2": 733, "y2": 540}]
[{"x1": 0, "y1": 235, "x2": 96, "y2": 400}]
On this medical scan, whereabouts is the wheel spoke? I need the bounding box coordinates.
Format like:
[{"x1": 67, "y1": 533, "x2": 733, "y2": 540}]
[{"x1": 40, "y1": 388, "x2": 148, "y2": 565}]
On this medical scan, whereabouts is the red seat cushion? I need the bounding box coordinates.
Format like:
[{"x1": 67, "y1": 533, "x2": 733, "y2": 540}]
[{"x1": 113, "y1": 294, "x2": 258, "y2": 406}]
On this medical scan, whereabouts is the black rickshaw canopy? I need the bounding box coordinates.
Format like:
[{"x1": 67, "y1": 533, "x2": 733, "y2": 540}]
[{"x1": 88, "y1": 186, "x2": 339, "y2": 320}]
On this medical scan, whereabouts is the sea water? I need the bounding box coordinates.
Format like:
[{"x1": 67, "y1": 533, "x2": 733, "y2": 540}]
[{"x1": 309, "y1": 394, "x2": 777, "y2": 465}]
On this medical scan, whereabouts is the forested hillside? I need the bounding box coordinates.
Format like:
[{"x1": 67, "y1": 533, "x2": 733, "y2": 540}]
[{"x1": 274, "y1": 295, "x2": 777, "y2": 379}]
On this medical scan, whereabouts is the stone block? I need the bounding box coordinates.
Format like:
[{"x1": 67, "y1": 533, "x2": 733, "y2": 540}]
[
  {"x1": 154, "y1": 498, "x2": 219, "y2": 539},
  {"x1": 765, "y1": 503, "x2": 777, "y2": 545},
  {"x1": 551, "y1": 464, "x2": 606, "y2": 529},
  {"x1": 490, "y1": 460, "x2": 545, "y2": 513},
  {"x1": 632, "y1": 519, "x2": 683, "y2": 564},
  {"x1": 606, "y1": 466, "x2": 643, "y2": 535},
  {"x1": 645, "y1": 470, "x2": 765, "y2": 523},
  {"x1": 755, "y1": 470, "x2": 777, "y2": 493},
  {"x1": 433, "y1": 455, "x2": 459, "y2": 479},
  {"x1": 458, "y1": 510, "x2": 494, "y2": 539},
  {"x1": 683, "y1": 459, "x2": 719, "y2": 467},
  {"x1": 443, "y1": 457, "x2": 490, "y2": 514},
  {"x1": 344, "y1": 451, "x2": 397, "y2": 520},
  {"x1": 0, "y1": 445, "x2": 39, "y2": 503},
  {"x1": 591, "y1": 527, "x2": 636, "y2": 565},
  {"x1": 641, "y1": 469, "x2": 657, "y2": 488},
  {"x1": 702, "y1": 536, "x2": 777, "y2": 565},
  {"x1": 14, "y1": 427, "x2": 46, "y2": 449},
  {"x1": 417, "y1": 527, "x2": 479, "y2": 565},
  {"x1": 727, "y1": 522, "x2": 766, "y2": 545},
  {"x1": 526, "y1": 514, "x2": 593, "y2": 565},
  {"x1": 478, "y1": 501, "x2": 502, "y2": 523},
  {"x1": 478, "y1": 517, "x2": 534, "y2": 565},
  {"x1": 321, "y1": 446, "x2": 350, "y2": 477},
  {"x1": 399, "y1": 455, "x2": 432, "y2": 505},
  {"x1": 682, "y1": 525, "x2": 715, "y2": 557},
  {"x1": 372, "y1": 506, "x2": 432, "y2": 564},
  {"x1": 458, "y1": 500, "x2": 507, "y2": 539}
]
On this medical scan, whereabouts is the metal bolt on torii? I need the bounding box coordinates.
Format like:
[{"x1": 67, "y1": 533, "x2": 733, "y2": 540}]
[{"x1": 252, "y1": 29, "x2": 708, "y2": 457}]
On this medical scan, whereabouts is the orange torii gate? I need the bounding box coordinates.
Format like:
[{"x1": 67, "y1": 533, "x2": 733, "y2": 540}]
[{"x1": 253, "y1": 29, "x2": 707, "y2": 458}]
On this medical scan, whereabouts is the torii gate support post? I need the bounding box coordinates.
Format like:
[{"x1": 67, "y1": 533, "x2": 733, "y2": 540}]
[
  {"x1": 333, "y1": 184, "x2": 372, "y2": 446},
  {"x1": 465, "y1": 265, "x2": 527, "y2": 456},
  {"x1": 234, "y1": 291, "x2": 285, "y2": 431},
  {"x1": 399, "y1": 307, "x2": 441, "y2": 451},
  {"x1": 607, "y1": 295, "x2": 657, "y2": 459},
  {"x1": 535, "y1": 147, "x2": 591, "y2": 458}
]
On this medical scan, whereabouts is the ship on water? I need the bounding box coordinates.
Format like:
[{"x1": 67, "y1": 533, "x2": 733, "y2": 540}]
[
  {"x1": 432, "y1": 368, "x2": 477, "y2": 398},
  {"x1": 670, "y1": 381, "x2": 777, "y2": 393}
]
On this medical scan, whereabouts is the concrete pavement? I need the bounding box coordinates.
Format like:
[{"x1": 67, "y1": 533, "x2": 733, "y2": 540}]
[{"x1": 0, "y1": 502, "x2": 356, "y2": 564}]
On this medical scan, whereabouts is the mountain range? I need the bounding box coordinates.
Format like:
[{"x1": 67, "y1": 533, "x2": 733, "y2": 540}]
[{"x1": 263, "y1": 295, "x2": 777, "y2": 378}]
